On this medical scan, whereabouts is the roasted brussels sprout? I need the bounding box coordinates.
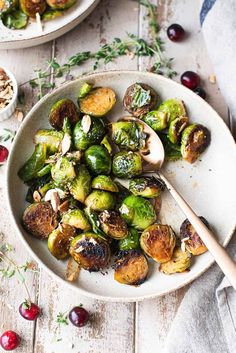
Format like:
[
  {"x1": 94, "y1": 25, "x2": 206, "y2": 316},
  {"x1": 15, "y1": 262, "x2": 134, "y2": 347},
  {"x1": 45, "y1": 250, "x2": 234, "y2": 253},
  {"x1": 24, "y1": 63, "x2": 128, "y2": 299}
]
[
  {"x1": 34, "y1": 129, "x2": 64, "y2": 155},
  {"x1": 123, "y1": 83, "x2": 158, "y2": 117},
  {"x1": 99, "y1": 210, "x2": 128, "y2": 239},
  {"x1": 78, "y1": 82, "x2": 93, "y2": 99},
  {"x1": 119, "y1": 195, "x2": 156, "y2": 230},
  {"x1": 1, "y1": 9, "x2": 28, "y2": 29},
  {"x1": 78, "y1": 87, "x2": 116, "y2": 117},
  {"x1": 46, "y1": 0, "x2": 76, "y2": 10},
  {"x1": 168, "y1": 116, "x2": 189, "y2": 144},
  {"x1": 19, "y1": 0, "x2": 46, "y2": 17},
  {"x1": 114, "y1": 250, "x2": 148, "y2": 285},
  {"x1": 18, "y1": 144, "x2": 47, "y2": 182},
  {"x1": 157, "y1": 99, "x2": 186, "y2": 123},
  {"x1": 181, "y1": 124, "x2": 211, "y2": 163},
  {"x1": 159, "y1": 247, "x2": 191, "y2": 274},
  {"x1": 159, "y1": 134, "x2": 182, "y2": 161},
  {"x1": 140, "y1": 224, "x2": 176, "y2": 263},
  {"x1": 62, "y1": 209, "x2": 91, "y2": 231},
  {"x1": 36, "y1": 164, "x2": 52, "y2": 178},
  {"x1": 91, "y1": 175, "x2": 118, "y2": 192},
  {"x1": 73, "y1": 116, "x2": 105, "y2": 150},
  {"x1": 180, "y1": 217, "x2": 209, "y2": 255},
  {"x1": 42, "y1": 9, "x2": 63, "y2": 21},
  {"x1": 69, "y1": 233, "x2": 110, "y2": 271},
  {"x1": 142, "y1": 111, "x2": 168, "y2": 132},
  {"x1": 100, "y1": 134, "x2": 112, "y2": 154},
  {"x1": 112, "y1": 151, "x2": 142, "y2": 178},
  {"x1": 119, "y1": 227, "x2": 140, "y2": 250},
  {"x1": 69, "y1": 165, "x2": 91, "y2": 203},
  {"x1": 49, "y1": 99, "x2": 79, "y2": 130},
  {"x1": 48, "y1": 224, "x2": 76, "y2": 260},
  {"x1": 129, "y1": 176, "x2": 165, "y2": 198},
  {"x1": 84, "y1": 207, "x2": 107, "y2": 240},
  {"x1": 25, "y1": 174, "x2": 51, "y2": 203},
  {"x1": 111, "y1": 121, "x2": 146, "y2": 151},
  {"x1": 22, "y1": 201, "x2": 58, "y2": 239},
  {"x1": 85, "y1": 145, "x2": 111, "y2": 175},
  {"x1": 85, "y1": 190, "x2": 115, "y2": 211},
  {"x1": 51, "y1": 156, "x2": 76, "y2": 185}
]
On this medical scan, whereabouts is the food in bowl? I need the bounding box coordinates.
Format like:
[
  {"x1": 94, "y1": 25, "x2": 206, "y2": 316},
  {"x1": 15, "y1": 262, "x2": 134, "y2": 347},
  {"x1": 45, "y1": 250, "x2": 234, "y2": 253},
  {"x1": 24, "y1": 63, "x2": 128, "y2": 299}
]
[{"x1": 0, "y1": 68, "x2": 14, "y2": 111}]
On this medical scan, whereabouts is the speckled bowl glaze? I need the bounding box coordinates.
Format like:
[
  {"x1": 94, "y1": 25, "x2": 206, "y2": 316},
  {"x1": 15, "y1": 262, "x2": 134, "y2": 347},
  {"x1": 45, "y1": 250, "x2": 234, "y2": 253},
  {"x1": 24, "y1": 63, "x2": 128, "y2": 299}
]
[{"x1": 6, "y1": 71, "x2": 236, "y2": 302}]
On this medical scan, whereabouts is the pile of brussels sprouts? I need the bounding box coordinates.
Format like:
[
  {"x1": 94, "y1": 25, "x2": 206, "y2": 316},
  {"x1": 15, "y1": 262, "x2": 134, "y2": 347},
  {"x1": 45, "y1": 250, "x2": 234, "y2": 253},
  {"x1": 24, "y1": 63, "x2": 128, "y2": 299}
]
[
  {"x1": 18, "y1": 81, "x2": 210, "y2": 286},
  {"x1": 0, "y1": 0, "x2": 77, "y2": 30}
]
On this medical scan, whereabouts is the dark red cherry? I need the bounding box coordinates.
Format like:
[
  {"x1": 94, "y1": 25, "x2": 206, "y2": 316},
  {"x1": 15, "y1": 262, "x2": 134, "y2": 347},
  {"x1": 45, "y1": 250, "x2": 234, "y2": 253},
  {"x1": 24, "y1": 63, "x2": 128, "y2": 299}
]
[
  {"x1": 181, "y1": 71, "x2": 200, "y2": 90},
  {"x1": 0, "y1": 331, "x2": 21, "y2": 351},
  {"x1": 69, "y1": 306, "x2": 89, "y2": 327},
  {"x1": 0, "y1": 145, "x2": 9, "y2": 163},
  {"x1": 194, "y1": 87, "x2": 206, "y2": 99},
  {"x1": 167, "y1": 24, "x2": 185, "y2": 42},
  {"x1": 19, "y1": 302, "x2": 40, "y2": 321}
]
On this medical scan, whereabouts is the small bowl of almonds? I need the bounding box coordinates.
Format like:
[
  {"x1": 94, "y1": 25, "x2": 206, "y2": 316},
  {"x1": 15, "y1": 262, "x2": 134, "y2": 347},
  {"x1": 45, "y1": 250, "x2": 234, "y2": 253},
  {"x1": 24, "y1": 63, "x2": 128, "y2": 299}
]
[{"x1": 0, "y1": 67, "x2": 18, "y2": 122}]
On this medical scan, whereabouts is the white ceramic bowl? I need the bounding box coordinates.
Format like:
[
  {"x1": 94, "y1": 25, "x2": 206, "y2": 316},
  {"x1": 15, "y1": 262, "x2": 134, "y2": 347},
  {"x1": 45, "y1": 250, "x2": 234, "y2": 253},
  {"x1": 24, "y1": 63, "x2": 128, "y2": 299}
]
[
  {"x1": 6, "y1": 71, "x2": 236, "y2": 302},
  {"x1": 0, "y1": 67, "x2": 18, "y2": 122}
]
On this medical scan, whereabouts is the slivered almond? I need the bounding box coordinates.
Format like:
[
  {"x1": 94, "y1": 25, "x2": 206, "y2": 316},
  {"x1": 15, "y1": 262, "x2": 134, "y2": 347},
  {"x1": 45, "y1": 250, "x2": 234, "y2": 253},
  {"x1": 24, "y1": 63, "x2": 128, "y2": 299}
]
[
  {"x1": 61, "y1": 133, "x2": 71, "y2": 155},
  {"x1": 65, "y1": 258, "x2": 80, "y2": 282},
  {"x1": 50, "y1": 191, "x2": 60, "y2": 213},
  {"x1": 58, "y1": 199, "x2": 69, "y2": 213},
  {"x1": 81, "y1": 115, "x2": 91, "y2": 133},
  {"x1": 33, "y1": 190, "x2": 41, "y2": 203}
]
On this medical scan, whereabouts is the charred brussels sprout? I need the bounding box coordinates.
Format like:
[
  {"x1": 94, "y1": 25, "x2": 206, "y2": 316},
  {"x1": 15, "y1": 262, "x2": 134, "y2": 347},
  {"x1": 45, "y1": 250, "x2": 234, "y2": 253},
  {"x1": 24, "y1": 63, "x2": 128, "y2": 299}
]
[
  {"x1": 1, "y1": 10, "x2": 28, "y2": 29},
  {"x1": 159, "y1": 134, "x2": 182, "y2": 161},
  {"x1": 119, "y1": 195, "x2": 156, "y2": 230},
  {"x1": 73, "y1": 116, "x2": 105, "y2": 150},
  {"x1": 168, "y1": 116, "x2": 189, "y2": 144},
  {"x1": 85, "y1": 145, "x2": 111, "y2": 175},
  {"x1": 69, "y1": 165, "x2": 91, "y2": 203},
  {"x1": 123, "y1": 83, "x2": 158, "y2": 118},
  {"x1": 49, "y1": 99, "x2": 79, "y2": 130},
  {"x1": 99, "y1": 210, "x2": 128, "y2": 239},
  {"x1": 140, "y1": 224, "x2": 176, "y2": 263},
  {"x1": 69, "y1": 233, "x2": 110, "y2": 271},
  {"x1": 42, "y1": 9, "x2": 63, "y2": 21},
  {"x1": 111, "y1": 121, "x2": 146, "y2": 151},
  {"x1": 159, "y1": 247, "x2": 191, "y2": 274},
  {"x1": 46, "y1": 0, "x2": 76, "y2": 10},
  {"x1": 119, "y1": 227, "x2": 140, "y2": 250},
  {"x1": 157, "y1": 99, "x2": 186, "y2": 123},
  {"x1": 48, "y1": 224, "x2": 76, "y2": 260},
  {"x1": 19, "y1": 0, "x2": 46, "y2": 17},
  {"x1": 180, "y1": 217, "x2": 209, "y2": 255},
  {"x1": 22, "y1": 201, "x2": 58, "y2": 239},
  {"x1": 181, "y1": 124, "x2": 211, "y2": 163},
  {"x1": 114, "y1": 250, "x2": 148, "y2": 285},
  {"x1": 34, "y1": 129, "x2": 63, "y2": 155},
  {"x1": 78, "y1": 87, "x2": 116, "y2": 117},
  {"x1": 142, "y1": 111, "x2": 168, "y2": 132},
  {"x1": 18, "y1": 144, "x2": 47, "y2": 182},
  {"x1": 51, "y1": 156, "x2": 76, "y2": 185},
  {"x1": 129, "y1": 176, "x2": 165, "y2": 198},
  {"x1": 85, "y1": 190, "x2": 115, "y2": 211},
  {"x1": 62, "y1": 209, "x2": 91, "y2": 231},
  {"x1": 92, "y1": 175, "x2": 118, "y2": 192},
  {"x1": 112, "y1": 151, "x2": 142, "y2": 178}
]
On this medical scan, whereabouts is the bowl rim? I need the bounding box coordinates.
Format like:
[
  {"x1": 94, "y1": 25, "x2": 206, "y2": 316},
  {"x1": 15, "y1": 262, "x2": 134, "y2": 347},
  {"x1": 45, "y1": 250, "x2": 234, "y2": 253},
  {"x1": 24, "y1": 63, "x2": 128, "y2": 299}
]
[
  {"x1": 6, "y1": 70, "x2": 236, "y2": 302},
  {"x1": 0, "y1": 67, "x2": 18, "y2": 117}
]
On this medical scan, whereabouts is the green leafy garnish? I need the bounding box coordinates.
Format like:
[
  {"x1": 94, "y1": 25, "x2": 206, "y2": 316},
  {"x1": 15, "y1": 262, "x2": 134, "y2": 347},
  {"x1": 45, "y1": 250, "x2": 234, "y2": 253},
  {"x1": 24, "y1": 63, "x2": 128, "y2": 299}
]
[{"x1": 56, "y1": 312, "x2": 69, "y2": 325}]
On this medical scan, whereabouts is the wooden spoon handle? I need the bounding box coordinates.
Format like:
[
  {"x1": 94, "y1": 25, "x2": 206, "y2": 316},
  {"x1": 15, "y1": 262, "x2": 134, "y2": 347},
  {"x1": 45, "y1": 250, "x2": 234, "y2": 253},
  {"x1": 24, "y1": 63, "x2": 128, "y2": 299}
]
[{"x1": 159, "y1": 172, "x2": 236, "y2": 290}]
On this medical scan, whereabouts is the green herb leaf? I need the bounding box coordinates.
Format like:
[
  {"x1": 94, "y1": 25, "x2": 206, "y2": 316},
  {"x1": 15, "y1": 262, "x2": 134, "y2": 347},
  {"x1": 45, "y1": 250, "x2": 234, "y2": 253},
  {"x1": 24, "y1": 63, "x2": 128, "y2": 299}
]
[{"x1": 56, "y1": 312, "x2": 69, "y2": 325}]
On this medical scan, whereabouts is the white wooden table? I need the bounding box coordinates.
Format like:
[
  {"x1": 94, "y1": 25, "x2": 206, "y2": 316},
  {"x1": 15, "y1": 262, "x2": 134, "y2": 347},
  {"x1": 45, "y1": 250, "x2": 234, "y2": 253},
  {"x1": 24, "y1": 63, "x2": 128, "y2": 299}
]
[{"x1": 0, "y1": 1, "x2": 229, "y2": 352}]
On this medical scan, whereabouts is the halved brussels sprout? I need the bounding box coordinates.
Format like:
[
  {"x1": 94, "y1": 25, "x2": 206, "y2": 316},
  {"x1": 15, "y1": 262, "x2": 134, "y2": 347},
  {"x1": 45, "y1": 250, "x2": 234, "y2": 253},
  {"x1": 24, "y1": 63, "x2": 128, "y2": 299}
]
[
  {"x1": 73, "y1": 116, "x2": 105, "y2": 150},
  {"x1": 119, "y1": 195, "x2": 156, "y2": 230},
  {"x1": 1, "y1": 9, "x2": 28, "y2": 29},
  {"x1": 119, "y1": 227, "x2": 140, "y2": 250},
  {"x1": 100, "y1": 134, "x2": 112, "y2": 154},
  {"x1": 92, "y1": 175, "x2": 118, "y2": 192},
  {"x1": 140, "y1": 224, "x2": 176, "y2": 263},
  {"x1": 157, "y1": 99, "x2": 186, "y2": 123},
  {"x1": 49, "y1": 99, "x2": 79, "y2": 130},
  {"x1": 18, "y1": 144, "x2": 47, "y2": 182},
  {"x1": 85, "y1": 145, "x2": 111, "y2": 175},
  {"x1": 34, "y1": 129, "x2": 63, "y2": 155},
  {"x1": 42, "y1": 9, "x2": 63, "y2": 21},
  {"x1": 46, "y1": 0, "x2": 76, "y2": 10},
  {"x1": 85, "y1": 190, "x2": 115, "y2": 211},
  {"x1": 78, "y1": 87, "x2": 116, "y2": 117},
  {"x1": 129, "y1": 176, "x2": 165, "y2": 198},
  {"x1": 69, "y1": 233, "x2": 110, "y2": 271},
  {"x1": 78, "y1": 82, "x2": 93, "y2": 99},
  {"x1": 168, "y1": 116, "x2": 189, "y2": 144},
  {"x1": 114, "y1": 250, "x2": 148, "y2": 285},
  {"x1": 19, "y1": 0, "x2": 46, "y2": 17},
  {"x1": 111, "y1": 121, "x2": 146, "y2": 151},
  {"x1": 123, "y1": 83, "x2": 158, "y2": 117},
  {"x1": 0, "y1": 0, "x2": 17, "y2": 14},
  {"x1": 159, "y1": 134, "x2": 182, "y2": 161},
  {"x1": 142, "y1": 111, "x2": 168, "y2": 132},
  {"x1": 180, "y1": 217, "x2": 209, "y2": 255},
  {"x1": 48, "y1": 224, "x2": 76, "y2": 260},
  {"x1": 62, "y1": 209, "x2": 91, "y2": 231},
  {"x1": 69, "y1": 165, "x2": 91, "y2": 203},
  {"x1": 22, "y1": 201, "x2": 58, "y2": 239},
  {"x1": 159, "y1": 247, "x2": 191, "y2": 274},
  {"x1": 181, "y1": 124, "x2": 211, "y2": 163},
  {"x1": 99, "y1": 210, "x2": 128, "y2": 239},
  {"x1": 51, "y1": 156, "x2": 76, "y2": 185},
  {"x1": 25, "y1": 174, "x2": 52, "y2": 203},
  {"x1": 84, "y1": 207, "x2": 107, "y2": 240},
  {"x1": 36, "y1": 164, "x2": 52, "y2": 178},
  {"x1": 112, "y1": 151, "x2": 142, "y2": 178}
]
